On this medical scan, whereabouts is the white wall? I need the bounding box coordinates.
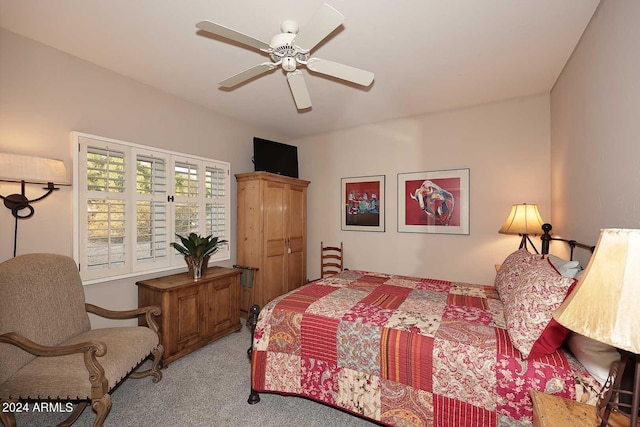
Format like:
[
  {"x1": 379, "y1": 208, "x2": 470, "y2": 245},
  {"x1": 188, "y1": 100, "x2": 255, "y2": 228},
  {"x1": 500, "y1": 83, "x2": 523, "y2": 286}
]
[
  {"x1": 551, "y1": 0, "x2": 640, "y2": 266},
  {"x1": 294, "y1": 94, "x2": 552, "y2": 285},
  {"x1": 1, "y1": 20, "x2": 584, "y2": 324},
  {"x1": 0, "y1": 29, "x2": 286, "y2": 327}
]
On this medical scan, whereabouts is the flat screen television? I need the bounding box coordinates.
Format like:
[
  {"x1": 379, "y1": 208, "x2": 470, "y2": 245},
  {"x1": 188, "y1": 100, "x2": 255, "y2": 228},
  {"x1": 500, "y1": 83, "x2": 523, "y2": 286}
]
[{"x1": 253, "y1": 137, "x2": 299, "y2": 178}]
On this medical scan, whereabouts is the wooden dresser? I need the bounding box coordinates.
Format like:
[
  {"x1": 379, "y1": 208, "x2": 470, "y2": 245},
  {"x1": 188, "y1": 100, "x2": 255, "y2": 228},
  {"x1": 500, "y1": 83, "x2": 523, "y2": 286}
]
[
  {"x1": 235, "y1": 172, "x2": 310, "y2": 315},
  {"x1": 136, "y1": 266, "x2": 241, "y2": 366}
]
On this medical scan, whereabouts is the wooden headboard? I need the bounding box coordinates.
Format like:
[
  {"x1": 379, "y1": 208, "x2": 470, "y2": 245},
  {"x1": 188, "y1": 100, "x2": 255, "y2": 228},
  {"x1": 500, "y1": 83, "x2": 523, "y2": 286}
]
[{"x1": 540, "y1": 223, "x2": 595, "y2": 260}]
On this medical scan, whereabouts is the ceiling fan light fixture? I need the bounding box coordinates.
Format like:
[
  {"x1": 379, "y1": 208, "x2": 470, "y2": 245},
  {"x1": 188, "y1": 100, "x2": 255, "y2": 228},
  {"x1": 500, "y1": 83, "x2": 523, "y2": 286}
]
[{"x1": 282, "y1": 57, "x2": 297, "y2": 72}]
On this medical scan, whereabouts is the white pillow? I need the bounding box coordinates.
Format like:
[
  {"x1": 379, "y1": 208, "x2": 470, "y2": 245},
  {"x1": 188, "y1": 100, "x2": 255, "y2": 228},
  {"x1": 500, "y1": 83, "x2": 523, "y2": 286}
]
[
  {"x1": 566, "y1": 332, "x2": 620, "y2": 386},
  {"x1": 544, "y1": 254, "x2": 582, "y2": 278}
]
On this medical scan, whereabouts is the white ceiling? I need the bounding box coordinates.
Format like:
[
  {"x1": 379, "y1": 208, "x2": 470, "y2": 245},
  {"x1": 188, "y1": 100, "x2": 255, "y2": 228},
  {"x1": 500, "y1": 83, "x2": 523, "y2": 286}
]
[{"x1": 0, "y1": 0, "x2": 599, "y2": 140}]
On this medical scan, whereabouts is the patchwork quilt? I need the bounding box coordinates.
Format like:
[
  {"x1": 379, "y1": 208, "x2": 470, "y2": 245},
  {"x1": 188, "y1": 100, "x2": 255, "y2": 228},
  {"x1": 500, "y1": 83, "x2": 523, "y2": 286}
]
[{"x1": 251, "y1": 270, "x2": 598, "y2": 427}]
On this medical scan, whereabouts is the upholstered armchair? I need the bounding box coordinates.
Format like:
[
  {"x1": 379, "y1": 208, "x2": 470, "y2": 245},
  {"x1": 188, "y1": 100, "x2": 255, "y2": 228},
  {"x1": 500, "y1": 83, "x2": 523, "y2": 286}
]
[{"x1": 0, "y1": 253, "x2": 163, "y2": 427}]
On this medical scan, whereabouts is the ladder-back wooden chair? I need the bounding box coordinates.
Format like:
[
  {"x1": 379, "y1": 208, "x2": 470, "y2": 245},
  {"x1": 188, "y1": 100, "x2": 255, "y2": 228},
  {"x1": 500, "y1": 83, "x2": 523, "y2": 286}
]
[{"x1": 320, "y1": 242, "x2": 343, "y2": 278}]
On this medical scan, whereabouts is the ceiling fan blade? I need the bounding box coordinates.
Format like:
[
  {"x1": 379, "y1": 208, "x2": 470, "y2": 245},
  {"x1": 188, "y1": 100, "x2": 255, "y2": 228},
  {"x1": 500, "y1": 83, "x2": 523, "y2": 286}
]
[
  {"x1": 306, "y1": 58, "x2": 374, "y2": 86},
  {"x1": 292, "y1": 4, "x2": 344, "y2": 52},
  {"x1": 196, "y1": 20, "x2": 271, "y2": 51},
  {"x1": 287, "y1": 70, "x2": 312, "y2": 110},
  {"x1": 219, "y1": 63, "x2": 276, "y2": 88}
]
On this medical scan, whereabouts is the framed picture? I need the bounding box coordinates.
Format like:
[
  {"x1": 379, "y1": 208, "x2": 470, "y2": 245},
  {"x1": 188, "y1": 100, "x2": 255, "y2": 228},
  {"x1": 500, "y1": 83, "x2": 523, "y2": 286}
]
[
  {"x1": 397, "y1": 168, "x2": 470, "y2": 234},
  {"x1": 341, "y1": 175, "x2": 385, "y2": 232}
]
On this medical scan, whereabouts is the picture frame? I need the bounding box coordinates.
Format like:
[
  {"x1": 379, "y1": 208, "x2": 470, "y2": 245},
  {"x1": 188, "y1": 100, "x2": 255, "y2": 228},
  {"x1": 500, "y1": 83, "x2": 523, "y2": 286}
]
[
  {"x1": 397, "y1": 168, "x2": 470, "y2": 234},
  {"x1": 341, "y1": 175, "x2": 385, "y2": 232}
]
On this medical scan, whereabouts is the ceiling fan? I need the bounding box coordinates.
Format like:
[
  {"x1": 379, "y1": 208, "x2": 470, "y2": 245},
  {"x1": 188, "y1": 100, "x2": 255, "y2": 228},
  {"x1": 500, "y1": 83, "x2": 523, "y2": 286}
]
[{"x1": 196, "y1": 3, "x2": 374, "y2": 110}]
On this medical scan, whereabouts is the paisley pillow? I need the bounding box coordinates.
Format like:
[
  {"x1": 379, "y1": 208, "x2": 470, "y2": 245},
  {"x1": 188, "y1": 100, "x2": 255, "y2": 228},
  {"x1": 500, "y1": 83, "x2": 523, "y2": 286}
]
[
  {"x1": 494, "y1": 249, "x2": 536, "y2": 300},
  {"x1": 502, "y1": 256, "x2": 576, "y2": 359}
]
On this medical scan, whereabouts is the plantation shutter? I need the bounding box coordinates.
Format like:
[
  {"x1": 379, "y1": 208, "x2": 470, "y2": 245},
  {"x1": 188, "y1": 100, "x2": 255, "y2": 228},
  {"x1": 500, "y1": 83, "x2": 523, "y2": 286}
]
[
  {"x1": 205, "y1": 163, "x2": 230, "y2": 261},
  {"x1": 172, "y1": 158, "x2": 200, "y2": 261},
  {"x1": 79, "y1": 141, "x2": 129, "y2": 279},
  {"x1": 134, "y1": 151, "x2": 170, "y2": 270}
]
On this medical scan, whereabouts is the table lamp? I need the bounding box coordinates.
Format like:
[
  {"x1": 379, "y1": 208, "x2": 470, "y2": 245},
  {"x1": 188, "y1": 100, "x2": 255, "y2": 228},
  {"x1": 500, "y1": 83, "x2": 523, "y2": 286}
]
[
  {"x1": 553, "y1": 228, "x2": 640, "y2": 427},
  {"x1": 498, "y1": 203, "x2": 545, "y2": 253}
]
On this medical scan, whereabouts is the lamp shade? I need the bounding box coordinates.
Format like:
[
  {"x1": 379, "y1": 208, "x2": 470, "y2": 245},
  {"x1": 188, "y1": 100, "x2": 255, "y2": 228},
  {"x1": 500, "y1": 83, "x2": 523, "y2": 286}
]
[
  {"x1": 0, "y1": 152, "x2": 70, "y2": 185},
  {"x1": 553, "y1": 228, "x2": 640, "y2": 354},
  {"x1": 498, "y1": 203, "x2": 544, "y2": 235}
]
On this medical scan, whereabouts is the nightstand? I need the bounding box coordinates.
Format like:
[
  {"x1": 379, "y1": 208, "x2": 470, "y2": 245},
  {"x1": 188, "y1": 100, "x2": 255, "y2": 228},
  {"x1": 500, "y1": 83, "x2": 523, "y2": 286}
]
[{"x1": 530, "y1": 389, "x2": 634, "y2": 427}]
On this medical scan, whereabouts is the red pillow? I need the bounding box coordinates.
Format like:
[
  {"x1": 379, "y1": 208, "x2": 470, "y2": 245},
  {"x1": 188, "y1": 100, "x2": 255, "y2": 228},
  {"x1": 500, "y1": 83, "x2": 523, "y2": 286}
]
[{"x1": 527, "y1": 278, "x2": 577, "y2": 359}]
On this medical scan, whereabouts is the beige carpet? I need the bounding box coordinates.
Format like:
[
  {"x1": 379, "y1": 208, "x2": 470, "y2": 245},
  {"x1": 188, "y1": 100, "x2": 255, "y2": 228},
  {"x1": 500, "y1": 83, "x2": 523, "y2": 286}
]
[{"x1": 13, "y1": 320, "x2": 377, "y2": 427}]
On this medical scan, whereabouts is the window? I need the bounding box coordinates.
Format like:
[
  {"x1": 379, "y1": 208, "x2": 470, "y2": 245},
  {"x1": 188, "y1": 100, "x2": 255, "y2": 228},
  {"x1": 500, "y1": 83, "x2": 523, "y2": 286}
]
[{"x1": 74, "y1": 132, "x2": 231, "y2": 283}]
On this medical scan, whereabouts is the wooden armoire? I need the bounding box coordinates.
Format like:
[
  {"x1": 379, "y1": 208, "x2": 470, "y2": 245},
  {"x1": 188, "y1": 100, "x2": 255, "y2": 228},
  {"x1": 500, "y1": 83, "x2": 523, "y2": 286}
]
[{"x1": 235, "y1": 172, "x2": 310, "y2": 315}]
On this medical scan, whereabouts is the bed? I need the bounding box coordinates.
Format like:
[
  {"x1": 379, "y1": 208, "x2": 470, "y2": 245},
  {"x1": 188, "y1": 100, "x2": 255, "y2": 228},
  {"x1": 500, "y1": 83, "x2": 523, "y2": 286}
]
[{"x1": 247, "y1": 225, "x2": 607, "y2": 426}]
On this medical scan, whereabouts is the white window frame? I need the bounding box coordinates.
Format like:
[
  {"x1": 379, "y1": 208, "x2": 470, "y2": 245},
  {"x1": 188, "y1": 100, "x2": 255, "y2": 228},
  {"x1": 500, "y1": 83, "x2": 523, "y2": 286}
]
[{"x1": 73, "y1": 132, "x2": 231, "y2": 285}]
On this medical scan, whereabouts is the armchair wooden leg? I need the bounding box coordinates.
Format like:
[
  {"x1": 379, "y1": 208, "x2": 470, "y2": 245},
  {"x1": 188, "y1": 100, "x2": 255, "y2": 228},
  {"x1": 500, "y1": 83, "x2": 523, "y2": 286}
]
[
  {"x1": 0, "y1": 401, "x2": 16, "y2": 427},
  {"x1": 91, "y1": 394, "x2": 112, "y2": 427},
  {"x1": 129, "y1": 345, "x2": 164, "y2": 383},
  {"x1": 57, "y1": 402, "x2": 88, "y2": 427},
  {"x1": 150, "y1": 345, "x2": 163, "y2": 383}
]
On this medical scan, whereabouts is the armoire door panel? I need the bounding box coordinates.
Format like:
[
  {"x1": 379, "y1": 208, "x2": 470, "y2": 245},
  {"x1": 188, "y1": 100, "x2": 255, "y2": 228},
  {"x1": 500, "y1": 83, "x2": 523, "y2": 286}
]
[
  {"x1": 266, "y1": 239, "x2": 286, "y2": 256},
  {"x1": 288, "y1": 185, "x2": 306, "y2": 240},
  {"x1": 264, "y1": 182, "x2": 286, "y2": 242},
  {"x1": 236, "y1": 180, "x2": 261, "y2": 266},
  {"x1": 289, "y1": 236, "x2": 303, "y2": 252},
  {"x1": 264, "y1": 255, "x2": 286, "y2": 303},
  {"x1": 287, "y1": 250, "x2": 304, "y2": 292},
  {"x1": 287, "y1": 183, "x2": 307, "y2": 290}
]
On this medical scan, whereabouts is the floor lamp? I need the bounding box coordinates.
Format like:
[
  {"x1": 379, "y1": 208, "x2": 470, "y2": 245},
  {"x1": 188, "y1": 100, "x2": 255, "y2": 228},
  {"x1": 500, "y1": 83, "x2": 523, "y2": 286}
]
[
  {"x1": 553, "y1": 228, "x2": 640, "y2": 427},
  {"x1": 0, "y1": 152, "x2": 70, "y2": 257}
]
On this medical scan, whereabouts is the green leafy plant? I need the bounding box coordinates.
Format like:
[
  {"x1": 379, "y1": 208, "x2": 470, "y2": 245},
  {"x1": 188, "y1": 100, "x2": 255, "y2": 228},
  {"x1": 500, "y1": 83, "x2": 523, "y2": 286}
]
[{"x1": 170, "y1": 233, "x2": 228, "y2": 258}]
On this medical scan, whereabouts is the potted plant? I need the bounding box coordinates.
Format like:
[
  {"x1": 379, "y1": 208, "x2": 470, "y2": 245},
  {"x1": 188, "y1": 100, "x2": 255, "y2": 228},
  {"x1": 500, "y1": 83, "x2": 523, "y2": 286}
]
[{"x1": 171, "y1": 233, "x2": 228, "y2": 279}]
